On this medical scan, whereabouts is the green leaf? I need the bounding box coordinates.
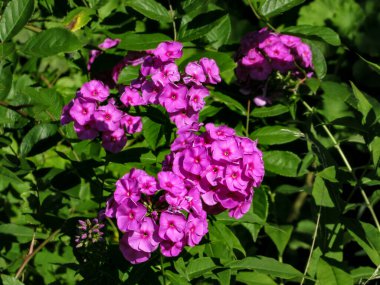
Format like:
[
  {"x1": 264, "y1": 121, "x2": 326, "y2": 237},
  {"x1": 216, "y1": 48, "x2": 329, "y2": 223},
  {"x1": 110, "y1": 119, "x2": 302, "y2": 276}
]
[
  {"x1": 317, "y1": 166, "x2": 338, "y2": 182},
  {"x1": 316, "y1": 258, "x2": 353, "y2": 285},
  {"x1": 22, "y1": 28, "x2": 82, "y2": 57},
  {"x1": 264, "y1": 224, "x2": 293, "y2": 256},
  {"x1": 209, "y1": 222, "x2": 246, "y2": 256},
  {"x1": 0, "y1": 0, "x2": 34, "y2": 42},
  {"x1": 186, "y1": 257, "x2": 218, "y2": 280},
  {"x1": 142, "y1": 117, "x2": 163, "y2": 151},
  {"x1": 117, "y1": 33, "x2": 172, "y2": 51},
  {"x1": 64, "y1": 7, "x2": 95, "y2": 31},
  {"x1": 227, "y1": 256, "x2": 303, "y2": 280},
  {"x1": 0, "y1": 224, "x2": 48, "y2": 243},
  {"x1": 263, "y1": 151, "x2": 301, "y2": 177},
  {"x1": 0, "y1": 62, "x2": 12, "y2": 100},
  {"x1": 312, "y1": 176, "x2": 335, "y2": 207},
  {"x1": 178, "y1": 10, "x2": 228, "y2": 42},
  {"x1": 211, "y1": 91, "x2": 246, "y2": 116},
  {"x1": 19, "y1": 123, "x2": 58, "y2": 156},
  {"x1": 1, "y1": 275, "x2": 25, "y2": 285},
  {"x1": 236, "y1": 272, "x2": 277, "y2": 285},
  {"x1": 204, "y1": 14, "x2": 231, "y2": 49},
  {"x1": 126, "y1": 0, "x2": 171, "y2": 23},
  {"x1": 259, "y1": 0, "x2": 305, "y2": 18},
  {"x1": 0, "y1": 166, "x2": 24, "y2": 191},
  {"x1": 282, "y1": 25, "x2": 340, "y2": 46},
  {"x1": 117, "y1": 65, "x2": 140, "y2": 85},
  {"x1": 358, "y1": 54, "x2": 380, "y2": 76},
  {"x1": 309, "y1": 41, "x2": 327, "y2": 79},
  {"x1": 251, "y1": 104, "x2": 289, "y2": 118},
  {"x1": 345, "y1": 219, "x2": 380, "y2": 266},
  {"x1": 250, "y1": 126, "x2": 303, "y2": 145},
  {"x1": 349, "y1": 82, "x2": 372, "y2": 125}
]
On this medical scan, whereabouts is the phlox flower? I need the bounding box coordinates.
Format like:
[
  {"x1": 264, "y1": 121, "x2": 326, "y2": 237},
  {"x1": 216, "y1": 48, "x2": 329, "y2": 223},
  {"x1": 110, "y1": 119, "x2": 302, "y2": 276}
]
[
  {"x1": 159, "y1": 212, "x2": 187, "y2": 242},
  {"x1": 153, "y1": 41, "x2": 183, "y2": 62},
  {"x1": 199, "y1": 58, "x2": 221, "y2": 84},
  {"x1": 120, "y1": 234, "x2": 151, "y2": 264},
  {"x1": 116, "y1": 199, "x2": 147, "y2": 231},
  {"x1": 69, "y1": 97, "x2": 96, "y2": 126},
  {"x1": 80, "y1": 80, "x2": 109, "y2": 102},
  {"x1": 127, "y1": 217, "x2": 161, "y2": 253}
]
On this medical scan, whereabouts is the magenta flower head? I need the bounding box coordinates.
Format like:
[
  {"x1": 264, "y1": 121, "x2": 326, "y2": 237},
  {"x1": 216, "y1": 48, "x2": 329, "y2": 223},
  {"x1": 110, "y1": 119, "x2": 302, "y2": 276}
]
[
  {"x1": 158, "y1": 171, "x2": 186, "y2": 196},
  {"x1": 183, "y1": 61, "x2": 206, "y2": 85},
  {"x1": 152, "y1": 62, "x2": 180, "y2": 86},
  {"x1": 160, "y1": 239, "x2": 184, "y2": 257},
  {"x1": 127, "y1": 217, "x2": 161, "y2": 253},
  {"x1": 102, "y1": 128, "x2": 127, "y2": 153},
  {"x1": 60, "y1": 100, "x2": 74, "y2": 125},
  {"x1": 153, "y1": 41, "x2": 183, "y2": 62},
  {"x1": 185, "y1": 213, "x2": 208, "y2": 247},
  {"x1": 98, "y1": 38, "x2": 121, "y2": 49},
  {"x1": 74, "y1": 121, "x2": 98, "y2": 140},
  {"x1": 120, "y1": 87, "x2": 145, "y2": 107},
  {"x1": 211, "y1": 138, "x2": 242, "y2": 163},
  {"x1": 199, "y1": 58, "x2": 221, "y2": 84},
  {"x1": 188, "y1": 86, "x2": 209, "y2": 112},
  {"x1": 93, "y1": 102, "x2": 122, "y2": 131},
  {"x1": 121, "y1": 114, "x2": 143, "y2": 134},
  {"x1": 69, "y1": 97, "x2": 96, "y2": 126},
  {"x1": 159, "y1": 83, "x2": 188, "y2": 113},
  {"x1": 80, "y1": 80, "x2": 109, "y2": 102},
  {"x1": 159, "y1": 211, "x2": 187, "y2": 242},
  {"x1": 116, "y1": 199, "x2": 147, "y2": 231},
  {"x1": 120, "y1": 234, "x2": 151, "y2": 264}
]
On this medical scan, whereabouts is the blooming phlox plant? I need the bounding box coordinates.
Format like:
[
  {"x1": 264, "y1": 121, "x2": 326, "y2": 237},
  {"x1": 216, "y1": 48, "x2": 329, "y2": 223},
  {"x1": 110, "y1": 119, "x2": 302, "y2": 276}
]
[
  {"x1": 235, "y1": 28, "x2": 314, "y2": 106},
  {"x1": 61, "y1": 39, "x2": 221, "y2": 153},
  {"x1": 105, "y1": 123, "x2": 264, "y2": 264}
]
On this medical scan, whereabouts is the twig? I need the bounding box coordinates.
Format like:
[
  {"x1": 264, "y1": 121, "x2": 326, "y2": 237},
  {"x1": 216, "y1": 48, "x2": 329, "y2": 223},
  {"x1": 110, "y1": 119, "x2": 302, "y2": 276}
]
[
  {"x1": 15, "y1": 229, "x2": 61, "y2": 279},
  {"x1": 167, "y1": 0, "x2": 177, "y2": 41},
  {"x1": 160, "y1": 255, "x2": 167, "y2": 285},
  {"x1": 246, "y1": 99, "x2": 251, "y2": 136},
  {"x1": 301, "y1": 100, "x2": 380, "y2": 232},
  {"x1": 247, "y1": 0, "x2": 278, "y2": 32},
  {"x1": 0, "y1": 101, "x2": 34, "y2": 120},
  {"x1": 24, "y1": 24, "x2": 42, "y2": 33}
]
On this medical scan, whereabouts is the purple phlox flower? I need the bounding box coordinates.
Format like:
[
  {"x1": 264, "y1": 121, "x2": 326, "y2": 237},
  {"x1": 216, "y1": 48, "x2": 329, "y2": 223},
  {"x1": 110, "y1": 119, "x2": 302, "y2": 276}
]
[
  {"x1": 224, "y1": 164, "x2": 249, "y2": 192},
  {"x1": 160, "y1": 239, "x2": 184, "y2": 257},
  {"x1": 183, "y1": 61, "x2": 206, "y2": 85},
  {"x1": 258, "y1": 33, "x2": 280, "y2": 49},
  {"x1": 61, "y1": 100, "x2": 74, "y2": 125},
  {"x1": 87, "y1": 49, "x2": 102, "y2": 71},
  {"x1": 169, "y1": 108, "x2": 199, "y2": 130},
  {"x1": 211, "y1": 137, "x2": 242, "y2": 162},
  {"x1": 141, "y1": 56, "x2": 162, "y2": 76},
  {"x1": 152, "y1": 62, "x2": 180, "y2": 86},
  {"x1": 120, "y1": 87, "x2": 145, "y2": 107},
  {"x1": 202, "y1": 164, "x2": 224, "y2": 186},
  {"x1": 137, "y1": 173, "x2": 158, "y2": 195},
  {"x1": 98, "y1": 38, "x2": 121, "y2": 49},
  {"x1": 121, "y1": 114, "x2": 143, "y2": 134},
  {"x1": 102, "y1": 128, "x2": 127, "y2": 153},
  {"x1": 159, "y1": 83, "x2": 188, "y2": 113},
  {"x1": 228, "y1": 196, "x2": 252, "y2": 219},
  {"x1": 94, "y1": 102, "x2": 122, "y2": 131},
  {"x1": 279, "y1": 35, "x2": 302, "y2": 48},
  {"x1": 243, "y1": 152, "x2": 264, "y2": 187},
  {"x1": 157, "y1": 171, "x2": 186, "y2": 196},
  {"x1": 116, "y1": 199, "x2": 147, "y2": 231},
  {"x1": 205, "y1": 123, "x2": 236, "y2": 141},
  {"x1": 115, "y1": 176, "x2": 140, "y2": 203},
  {"x1": 296, "y1": 42, "x2": 313, "y2": 68},
  {"x1": 180, "y1": 188, "x2": 203, "y2": 216},
  {"x1": 170, "y1": 132, "x2": 196, "y2": 152},
  {"x1": 105, "y1": 197, "x2": 118, "y2": 218},
  {"x1": 141, "y1": 80, "x2": 162, "y2": 104},
  {"x1": 80, "y1": 80, "x2": 109, "y2": 102},
  {"x1": 241, "y1": 48, "x2": 264, "y2": 66},
  {"x1": 182, "y1": 146, "x2": 210, "y2": 176},
  {"x1": 264, "y1": 42, "x2": 294, "y2": 72},
  {"x1": 253, "y1": 96, "x2": 270, "y2": 107},
  {"x1": 188, "y1": 85, "x2": 209, "y2": 112},
  {"x1": 199, "y1": 58, "x2": 221, "y2": 84},
  {"x1": 127, "y1": 217, "x2": 161, "y2": 253},
  {"x1": 159, "y1": 211, "x2": 187, "y2": 242},
  {"x1": 249, "y1": 58, "x2": 272, "y2": 81},
  {"x1": 75, "y1": 218, "x2": 105, "y2": 248},
  {"x1": 74, "y1": 120, "x2": 98, "y2": 140},
  {"x1": 69, "y1": 97, "x2": 96, "y2": 126},
  {"x1": 120, "y1": 234, "x2": 151, "y2": 264},
  {"x1": 185, "y1": 213, "x2": 208, "y2": 246},
  {"x1": 215, "y1": 187, "x2": 246, "y2": 209},
  {"x1": 153, "y1": 41, "x2": 183, "y2": 62},
  {"x1": 238, "y1": 137, "x2": 258, "y2": 154}
]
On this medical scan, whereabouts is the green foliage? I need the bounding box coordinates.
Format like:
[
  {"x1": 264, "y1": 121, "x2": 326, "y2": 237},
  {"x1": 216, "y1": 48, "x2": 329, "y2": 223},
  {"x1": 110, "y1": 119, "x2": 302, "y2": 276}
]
[{"x1": 1, "y1": 0, "x2": 380, "y2": 284}]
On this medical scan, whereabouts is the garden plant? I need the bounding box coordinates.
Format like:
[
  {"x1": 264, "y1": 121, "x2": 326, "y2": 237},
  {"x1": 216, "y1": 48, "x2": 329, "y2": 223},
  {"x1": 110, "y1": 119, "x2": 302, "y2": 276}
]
[{"x1": 1, "y1": 0, "x2": 380, "y2": 284}]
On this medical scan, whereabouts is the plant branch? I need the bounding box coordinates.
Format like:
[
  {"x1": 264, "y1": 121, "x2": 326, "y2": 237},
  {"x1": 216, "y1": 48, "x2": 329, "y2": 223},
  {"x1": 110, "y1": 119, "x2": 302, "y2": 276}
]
[
  {"x1": 25, "y1": 24, "x2": 42, "y2": 33},
  {"x1": 247, "y1": 0, "x2": 278, "y2": 32},
  {"x1": 246, "y1": 98, "x2": 251, "y2": 136},
  {"x1": 167, "y1": 0, "x2": 177, "y2": 41},
  {"x1": 15, "y1": 229, "x2": 61, "y2": 279},
  {"x1": 160, "y1": 255, "x2": 167, "y2": 285},
  {"x1": 301, "y1": 100, "x2": 380, "y2": 232}
]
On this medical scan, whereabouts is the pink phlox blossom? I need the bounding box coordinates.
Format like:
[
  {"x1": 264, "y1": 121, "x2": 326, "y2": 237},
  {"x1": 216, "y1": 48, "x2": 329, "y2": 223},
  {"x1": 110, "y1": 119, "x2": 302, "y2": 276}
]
[
  {"x1": 80, "y1": 80, "x2": 109, "y2": 102},
  {"x1": 199, "y1": 58, "x2": 221, "y2": 84},
  {"x1": 159, "y1": 212, "x2": 187, "y2": 242},
  {"x1": 153, "y1": 41, "x2": 183, "y2": 62},
  {"x1": 116, "y1": 199, "x2": 147, "y2": 231},
  {"x1": 127, "y1": 217, "x2": 161, "y2": 253},
  {"x1": 183, "y1": 61, "x2": 206, "y2": 85}
]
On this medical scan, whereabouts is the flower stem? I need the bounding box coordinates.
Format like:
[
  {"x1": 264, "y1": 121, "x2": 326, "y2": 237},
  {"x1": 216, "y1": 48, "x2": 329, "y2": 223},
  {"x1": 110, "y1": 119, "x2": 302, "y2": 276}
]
[
  {"x1": 246, "y1": 98, "x2": 251, "y2": 136},
  {"x1": 160, "y1": 255, "x2": 167, "y2": 285},
  {"x1": 168, "y1": 0, "x2": 177, "y2": 41},
  {"x1": 301, "y1": 100, "x2": 380, "y2": 232}
]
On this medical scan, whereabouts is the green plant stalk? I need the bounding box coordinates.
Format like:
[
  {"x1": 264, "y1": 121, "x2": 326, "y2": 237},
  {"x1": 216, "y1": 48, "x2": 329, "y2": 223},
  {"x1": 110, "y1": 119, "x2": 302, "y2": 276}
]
[
  {"x1": 246, "y1": 98, "x2": 251, "y2": 136},
  {"x1": 302, "y1": 100, "x2": 380, "y2": 232},
  {"x1": 247, "y1": 0, "x2": 278, "y2": 32},
  {"x1": 15, "y1": 229, "x2": 60, "y2": 279},
  {"x1": 160, "y1": 255, "x2": 167, "y2": 285},
  {"x1": 168, "y1": 0, "x2": 177, "y2": 41}
]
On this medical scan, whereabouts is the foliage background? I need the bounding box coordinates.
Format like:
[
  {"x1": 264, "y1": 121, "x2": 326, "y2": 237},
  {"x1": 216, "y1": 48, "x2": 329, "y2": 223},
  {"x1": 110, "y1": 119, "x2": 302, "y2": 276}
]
[{"x1": 1, "y1": 0, "x2": 380, "y2": 284}]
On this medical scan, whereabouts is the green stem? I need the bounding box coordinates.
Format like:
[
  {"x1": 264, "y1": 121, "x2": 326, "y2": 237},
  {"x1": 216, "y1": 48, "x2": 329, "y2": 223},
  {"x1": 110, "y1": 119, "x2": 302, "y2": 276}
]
[
  {"x1": 246, "y1": 98, "x2": 251, "y2": 136},
  {"x1": 301, "y1": 100, "x2": 380, "y2": 232},
  {"x1": 247, "y1": 0, "x2": 278, "y2": 32},
  {"x1": 25, "y1": 24, "x2": 42, "y2": 33},
  {"x1": 160, "y1": 255, "x2": 167, "y2": 285},
  {"x1": 168, "y1": 0, "x2": 177, "y2": 41},
  {"x1": 15, "y1": 229, "x2": 60, "y2": 279}
]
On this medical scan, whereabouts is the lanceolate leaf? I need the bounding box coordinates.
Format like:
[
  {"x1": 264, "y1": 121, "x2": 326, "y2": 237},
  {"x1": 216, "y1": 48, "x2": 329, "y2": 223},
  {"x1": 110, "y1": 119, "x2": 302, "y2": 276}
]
[
  {"x1": 263, "y1": 151, "x2": 302, "y2": 177},
  {"x1": 117, "y1": 33, "x2": 172, "y2": 51},
  {"x1": 22, "y1": 28, "x2": 82, "y2": 57},
  {"x1": 250, "y1": 126, "x2": 303, "y2": 145},
  {"x1": 349, "y1": 82, "x2": 372, "y2": 125},
  {"x1": 259, "y1": 0, "x2": 305, "y2": 18},
  {"x1": 227, "y1": 256, "x2": 303, "y2": 280},
  {"x1": 126, "y1": 0, "x2": 171, "y2": 23},
  {"x1": 19, "y1": 123, "x2": 58, "y2": 156},
  {"x1": 0, "y1": 0, "x2": 34, "y2": 42},
  {"x1": 282, "y1": 25, "x2": 341, "y2": 46},
  {"x1": 316, "y1": 258, "x2": 353, "y2": 285},
  {"x1": 251, "y1": 104, "x2": 289, "y2": 118}
]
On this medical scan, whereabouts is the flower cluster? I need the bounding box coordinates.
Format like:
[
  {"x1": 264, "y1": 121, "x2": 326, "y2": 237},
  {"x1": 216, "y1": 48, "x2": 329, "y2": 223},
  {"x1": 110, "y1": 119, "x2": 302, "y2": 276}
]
[
  {"x1": 61, "y1": 40, "x2": 221, "y2": 152},
  {"x1": 105, "y1": 123, "x2": 264, "y2": 264},
  {"x1": 235, "y1": 28, "x2": 314, "y2": 105},
  {"x1": 75, "y1": 218, "x2": 105, "y2": 248}
]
